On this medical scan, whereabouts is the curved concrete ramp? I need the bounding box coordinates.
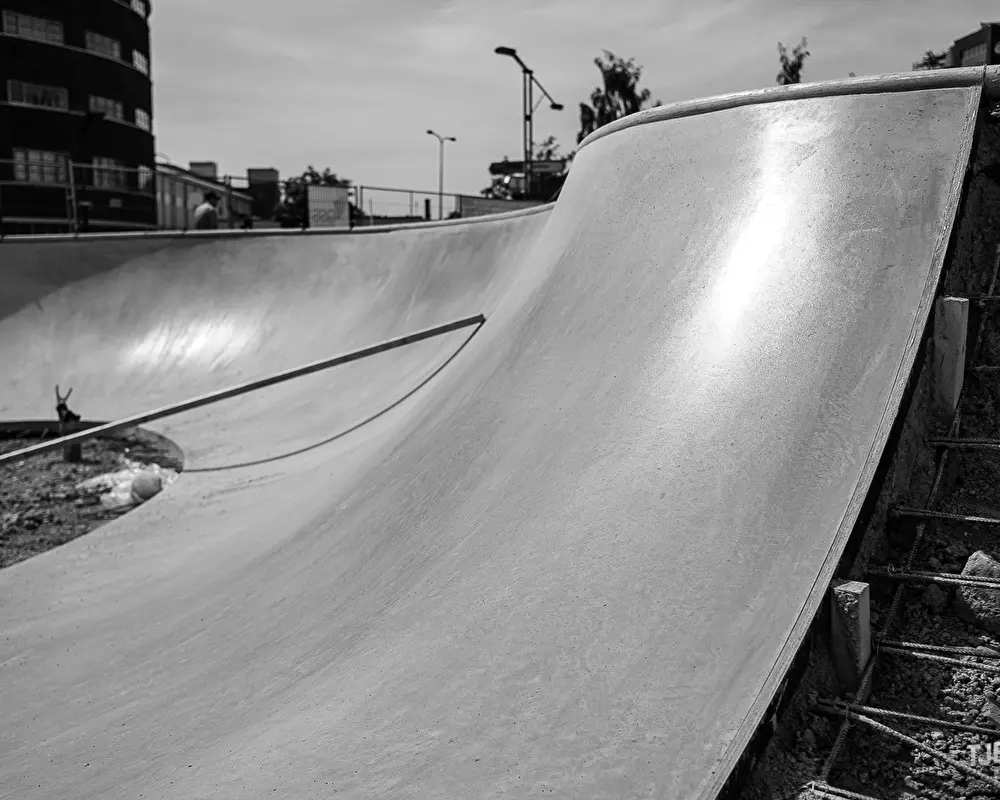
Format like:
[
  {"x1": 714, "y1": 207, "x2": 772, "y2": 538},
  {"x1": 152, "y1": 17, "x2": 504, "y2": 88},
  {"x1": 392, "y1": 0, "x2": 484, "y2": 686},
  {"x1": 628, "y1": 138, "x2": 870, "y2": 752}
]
[{"x1": 0, "y1": 70, "x2": 990, "y2": 798}]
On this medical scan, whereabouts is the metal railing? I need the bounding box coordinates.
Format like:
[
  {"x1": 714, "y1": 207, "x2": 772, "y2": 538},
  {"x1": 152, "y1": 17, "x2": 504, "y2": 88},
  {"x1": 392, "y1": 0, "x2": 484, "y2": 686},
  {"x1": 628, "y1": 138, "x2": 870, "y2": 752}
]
[
  {"x1": 0, "y1": 157, "x2": 157, "y2": 235},
  {"x1": 0, "y1": 161, "x2": 546, "y2": 236},
  {"x1": 350, "y1": 185, "x2": 460, "y2": 223}
]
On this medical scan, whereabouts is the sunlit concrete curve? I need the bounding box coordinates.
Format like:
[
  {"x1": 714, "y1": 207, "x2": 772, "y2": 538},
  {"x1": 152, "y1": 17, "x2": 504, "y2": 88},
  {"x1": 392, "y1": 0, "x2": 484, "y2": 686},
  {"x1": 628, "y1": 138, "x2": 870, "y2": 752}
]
[{"x1": 0, "y1": 67, "x2": 993, "y2": 799}]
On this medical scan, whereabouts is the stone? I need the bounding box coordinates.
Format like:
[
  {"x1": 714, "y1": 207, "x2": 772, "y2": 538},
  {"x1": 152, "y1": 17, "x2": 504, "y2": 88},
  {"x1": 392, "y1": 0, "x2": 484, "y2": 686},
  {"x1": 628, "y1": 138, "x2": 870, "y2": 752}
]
[
  {"x1": 982, "y1": 699, "x2": 1000, "y2": 726},
  {"x1": 955, "y1": 551, "x2": 1000, "y2": 635},
  {"x1": 130, "y1": 470, "x2": 163, "y2": 504},
  {"x1": 921, "y1": 584, "x2": 948, "y2": 613},
  {"x1": 947, "y1": 542, "x2": 970, "y2": 560}
]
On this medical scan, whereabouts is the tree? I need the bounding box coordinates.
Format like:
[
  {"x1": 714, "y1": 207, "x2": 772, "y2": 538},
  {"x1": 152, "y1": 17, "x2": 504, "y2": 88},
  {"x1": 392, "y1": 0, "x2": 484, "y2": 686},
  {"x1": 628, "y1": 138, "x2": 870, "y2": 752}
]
[
  {"x1": 912, "y1": 50, "x2": 948, "y2": 70},
  {"x1": 577, "y1": 50, "x2": 660, "y2": 144},
  {"x1": 533, "y1": 135, "x2": 562, "y2": 161},
  {"x1": 776, "y1": 38, "x2": 810, "y2": 85},
  {"x1": 273, "y1": 166, "x2": 353, "y2": 228}
]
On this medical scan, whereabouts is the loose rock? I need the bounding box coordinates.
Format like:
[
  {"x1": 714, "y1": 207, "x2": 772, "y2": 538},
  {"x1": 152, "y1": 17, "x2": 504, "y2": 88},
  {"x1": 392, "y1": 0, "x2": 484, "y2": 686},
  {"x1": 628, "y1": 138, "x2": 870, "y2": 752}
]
[
  {"x1": 955, "y1": 551, "x2": 1000, "y2": 634},
  {"x1": 921, "y1": 584, "x2": 948, "y2": 613}
]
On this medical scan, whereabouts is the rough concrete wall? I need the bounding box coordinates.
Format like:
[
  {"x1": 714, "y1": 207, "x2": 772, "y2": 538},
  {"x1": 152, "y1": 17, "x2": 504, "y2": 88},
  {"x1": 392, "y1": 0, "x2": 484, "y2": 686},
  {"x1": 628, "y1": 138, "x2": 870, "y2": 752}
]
[
  {"x1": 848, "y1": 109, "x2": 1000, "y2": 584},
  {"x1": 943, "y1": 109, "x2": 1000, "y2": 301}
]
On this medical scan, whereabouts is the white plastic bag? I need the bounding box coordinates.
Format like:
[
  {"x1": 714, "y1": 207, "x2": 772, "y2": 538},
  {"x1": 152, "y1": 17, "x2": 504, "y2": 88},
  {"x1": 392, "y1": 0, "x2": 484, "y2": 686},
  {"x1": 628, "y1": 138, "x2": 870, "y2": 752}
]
[{"x1": 76, "y1": 456, "x2": 178, "y2": 511}]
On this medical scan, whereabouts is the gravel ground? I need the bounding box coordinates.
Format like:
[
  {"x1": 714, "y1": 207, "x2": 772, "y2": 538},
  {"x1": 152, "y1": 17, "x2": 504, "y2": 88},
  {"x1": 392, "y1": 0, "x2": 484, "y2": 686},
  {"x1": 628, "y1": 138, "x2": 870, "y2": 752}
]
[
  {"x1": 0, "y1": 428, "x2": 182, "y2": 569},
  {"x1": 740, "y1": 323, "x2": 1000, "y2": 797}
]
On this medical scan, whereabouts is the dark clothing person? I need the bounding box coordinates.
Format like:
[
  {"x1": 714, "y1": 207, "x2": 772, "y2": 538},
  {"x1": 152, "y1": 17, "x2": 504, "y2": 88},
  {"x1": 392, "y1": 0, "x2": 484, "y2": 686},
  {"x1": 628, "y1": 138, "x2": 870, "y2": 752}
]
[{"x1": 193, "y1": 190, "x2": 221, "y2": 230}]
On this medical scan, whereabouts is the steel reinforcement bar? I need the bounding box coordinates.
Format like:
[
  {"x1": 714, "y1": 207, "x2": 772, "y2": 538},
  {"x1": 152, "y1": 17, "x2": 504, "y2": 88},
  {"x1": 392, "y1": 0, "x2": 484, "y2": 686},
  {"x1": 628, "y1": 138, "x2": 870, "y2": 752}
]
[{"x1": 0, "y1": 313, "x2": 485, "y2": 465}]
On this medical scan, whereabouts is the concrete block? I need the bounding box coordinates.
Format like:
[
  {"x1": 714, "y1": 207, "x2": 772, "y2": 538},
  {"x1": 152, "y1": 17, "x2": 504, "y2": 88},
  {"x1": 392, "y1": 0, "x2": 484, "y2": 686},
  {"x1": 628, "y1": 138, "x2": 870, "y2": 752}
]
[
  {"x1": 931, "y1": 296, "x2": 968, "y2": 417},
  {"x1": 830, "y1": 580, "x2": 871, "y2": 693}
]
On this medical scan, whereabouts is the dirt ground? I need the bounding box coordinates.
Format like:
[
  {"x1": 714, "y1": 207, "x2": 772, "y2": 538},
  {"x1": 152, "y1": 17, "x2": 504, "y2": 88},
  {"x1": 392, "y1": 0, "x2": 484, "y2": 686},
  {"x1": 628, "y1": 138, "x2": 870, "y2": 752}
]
[{"x1": 0, "y1": 428, "x2": 183, "y2": 569}]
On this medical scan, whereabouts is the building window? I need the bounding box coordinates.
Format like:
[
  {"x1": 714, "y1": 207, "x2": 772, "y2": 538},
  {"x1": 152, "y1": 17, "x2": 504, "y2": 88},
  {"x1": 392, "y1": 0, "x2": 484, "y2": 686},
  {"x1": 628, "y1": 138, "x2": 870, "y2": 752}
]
[
  {"x1": 7, "y1": 79, "x2": 69, "y2": 110},
  {"x1": 90, "y1": 95, "x2": 123, "y2": 121},
  {"x1": 133, "y1": 50, "x2": 149, "y2": 75},
  {"x1": 2, "y1": 11, "x2": 64, "y2": 43},
  {"x1": 134, "y1": 107, "x2": 151, "y2": 130},
  {"x1": 130, "y1": 0, "x2": 147, "y2": 16},
  {"x1": 138, "y1": 165, "x2": 154, "y2": 191},
  {"x1": 961, "y1": 42, "x2": 988, "y2": 66},
  {"x1": 85, "y1": 31, "x2": 121, "y2": 59},
  {"x1": 13, "y1": 148, "x2": 69, "y2": 184},
  {"x1": 93, "y1": 157, "x2": 126, "y2": 190}
]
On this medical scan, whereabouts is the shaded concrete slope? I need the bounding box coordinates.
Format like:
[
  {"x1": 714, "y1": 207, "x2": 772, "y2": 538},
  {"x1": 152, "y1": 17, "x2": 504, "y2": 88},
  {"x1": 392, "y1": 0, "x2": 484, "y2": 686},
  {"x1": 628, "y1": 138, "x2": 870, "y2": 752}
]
[{"x1": 0, "y1": 74, "x2": 986, "y2": 799}]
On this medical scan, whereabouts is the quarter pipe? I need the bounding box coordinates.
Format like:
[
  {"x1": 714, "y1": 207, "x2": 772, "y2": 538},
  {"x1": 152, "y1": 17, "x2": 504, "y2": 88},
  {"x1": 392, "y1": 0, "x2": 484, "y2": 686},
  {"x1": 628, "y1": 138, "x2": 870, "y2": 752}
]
[{"x1": 1, "y1": 67, "x2": 997, "y2": 799}]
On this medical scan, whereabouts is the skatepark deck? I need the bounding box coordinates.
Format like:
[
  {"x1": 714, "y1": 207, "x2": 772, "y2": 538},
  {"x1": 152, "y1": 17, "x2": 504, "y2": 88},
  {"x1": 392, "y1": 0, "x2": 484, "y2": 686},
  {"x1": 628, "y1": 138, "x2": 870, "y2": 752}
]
[{"x1": 1, "y1": 67, "x2": 998, "y2": 799}]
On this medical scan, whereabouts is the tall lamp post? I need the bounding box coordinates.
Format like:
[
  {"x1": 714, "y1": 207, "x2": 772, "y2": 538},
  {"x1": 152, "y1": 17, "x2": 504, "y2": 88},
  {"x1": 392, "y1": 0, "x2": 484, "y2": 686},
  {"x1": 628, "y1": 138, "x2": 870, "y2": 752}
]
[
  {"x1": 426, "y1": 129, "x2": 456, "y2": 220},
  {"x1": 493, "y1": 46, "x2": 563, "y2": 200}
]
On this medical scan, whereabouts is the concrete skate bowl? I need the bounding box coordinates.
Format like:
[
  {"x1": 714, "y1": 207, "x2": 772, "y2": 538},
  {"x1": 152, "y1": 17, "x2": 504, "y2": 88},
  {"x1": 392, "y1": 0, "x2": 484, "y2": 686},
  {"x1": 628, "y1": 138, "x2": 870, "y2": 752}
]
[{"x1": 1, "y1": 67, "x2": 998, "y2": 799}]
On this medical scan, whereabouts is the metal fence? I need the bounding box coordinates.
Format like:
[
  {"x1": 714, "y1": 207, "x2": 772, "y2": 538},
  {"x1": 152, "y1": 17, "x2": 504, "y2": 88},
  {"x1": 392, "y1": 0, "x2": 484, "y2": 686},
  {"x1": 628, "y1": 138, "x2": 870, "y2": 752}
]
[
  {"x1": 350, "y1": 185, "x2": 460, "y2": 224},
  {"x1": 0, "y1": 156, "x2": 157, "y2": 235},
  {"x1": 0, "y1": 157, "x2": 542, "y2": 236}
]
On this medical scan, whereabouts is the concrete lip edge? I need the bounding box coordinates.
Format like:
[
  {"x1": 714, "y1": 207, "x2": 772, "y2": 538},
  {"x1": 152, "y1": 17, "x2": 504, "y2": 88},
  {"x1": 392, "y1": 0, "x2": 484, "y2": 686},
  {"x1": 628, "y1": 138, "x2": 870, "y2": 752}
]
[{"x1": 578, "y1": 65, "x2": 1000, "y2": 152}]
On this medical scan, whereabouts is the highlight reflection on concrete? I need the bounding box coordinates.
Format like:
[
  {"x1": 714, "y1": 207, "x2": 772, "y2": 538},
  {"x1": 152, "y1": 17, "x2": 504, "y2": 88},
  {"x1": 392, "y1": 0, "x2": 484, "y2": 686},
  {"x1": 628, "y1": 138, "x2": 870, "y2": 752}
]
[{"x1": 0, "y1": 69, "x2": 993, "y2": 799}]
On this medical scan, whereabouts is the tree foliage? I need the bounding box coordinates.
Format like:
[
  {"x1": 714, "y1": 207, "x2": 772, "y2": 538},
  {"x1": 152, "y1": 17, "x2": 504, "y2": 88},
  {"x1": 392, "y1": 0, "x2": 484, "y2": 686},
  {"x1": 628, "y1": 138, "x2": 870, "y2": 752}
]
[
  {"x1": 776, "y1": 38, "x2": 810, "y2": 85},
  {"x1": 533, "y1": 135, "x2": 562, "y2": 161},
  {"x1": 273, "y1": 166, "x2": 352, "y2": 227},
  {"x1": 912, "y1": 50, "x2": 948, "y2": 70},
  {"x1": 577, "y1": 51, "x2": 660, "y2": 144}
]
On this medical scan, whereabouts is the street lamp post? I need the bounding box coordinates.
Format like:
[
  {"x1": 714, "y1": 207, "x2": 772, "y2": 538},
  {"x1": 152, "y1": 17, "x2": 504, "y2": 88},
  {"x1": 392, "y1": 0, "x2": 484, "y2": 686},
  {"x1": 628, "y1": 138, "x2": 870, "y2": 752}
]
[
  {"x1": 426, "y1": 129, "x2": 456, "y2": 221},
  {"x1": 494, "y1": 46, "x2": 563, "y2": 200}
]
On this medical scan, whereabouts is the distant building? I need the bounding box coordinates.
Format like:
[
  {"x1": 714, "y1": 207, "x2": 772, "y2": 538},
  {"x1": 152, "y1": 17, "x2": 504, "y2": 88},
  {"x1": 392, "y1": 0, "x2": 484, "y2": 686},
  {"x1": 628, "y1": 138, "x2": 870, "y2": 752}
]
[
  {"x1": 187, "y1": 161, "x2": 218, "y2": 181},
  {"x1": 246, "y1": 167, "x2": 280, "y2": 220},
  {"x1": 948, "y1": 22, "x2": 1000, "y2": 67},
  {"x1": 156, "y1": 160, "x2": 253, "y2": 230},
  {"x1": 0, "y1": 0, "x2": 156, "y2": 234},
  {"x1": 486, "y1": 158, "x2": 566, "y2": 202}
]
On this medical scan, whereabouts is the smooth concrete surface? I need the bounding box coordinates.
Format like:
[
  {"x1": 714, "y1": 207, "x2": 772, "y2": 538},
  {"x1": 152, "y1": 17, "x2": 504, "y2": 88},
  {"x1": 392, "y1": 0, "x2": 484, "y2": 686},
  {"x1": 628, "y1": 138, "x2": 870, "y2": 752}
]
[{"x1": 0, "y1": 80, "x2": 984, "y2": 799}]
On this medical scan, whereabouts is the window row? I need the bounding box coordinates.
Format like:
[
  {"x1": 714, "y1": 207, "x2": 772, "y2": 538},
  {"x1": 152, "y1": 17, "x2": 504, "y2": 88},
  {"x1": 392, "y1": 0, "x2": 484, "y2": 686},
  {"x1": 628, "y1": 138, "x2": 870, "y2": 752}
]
[
  {"x1": 7, "y1": 80, "x2": 152, "y2": 129},
  {"x1": 85, "y1": 30, "x2": 120, "y2": 59},
  {"x1": 8, "y1": 79, "x2": 68, "y2": 110},
  {"x1": 90, "y1": 94, "x2": 123, "y2": 120},
  {"x1": 3, "y1": 12, "x2": 150, "y2": 75},
  {"x1": 961, "y1": 42, "x2": 989, "y2": 67},
  {"x1": 11, "y1": 148, "x2": 154, "y2": 191},
  {"x1": 2, "y1": 11, "x2": 63, "y2": 44}
]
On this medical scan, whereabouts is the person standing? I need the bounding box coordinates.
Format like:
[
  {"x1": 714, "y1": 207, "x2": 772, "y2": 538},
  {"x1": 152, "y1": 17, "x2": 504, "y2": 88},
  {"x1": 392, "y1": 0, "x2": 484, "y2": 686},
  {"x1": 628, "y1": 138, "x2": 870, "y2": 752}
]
[{"x1": 193, "y1": 190, "x2": 221, "y2": 230}]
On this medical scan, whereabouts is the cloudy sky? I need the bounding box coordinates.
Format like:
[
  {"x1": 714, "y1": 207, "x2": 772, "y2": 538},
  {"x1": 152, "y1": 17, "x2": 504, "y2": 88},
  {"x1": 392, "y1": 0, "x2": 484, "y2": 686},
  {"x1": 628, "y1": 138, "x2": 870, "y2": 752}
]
[{"x1": 151, "y1": 0, "x2": 997, "y2": 197}]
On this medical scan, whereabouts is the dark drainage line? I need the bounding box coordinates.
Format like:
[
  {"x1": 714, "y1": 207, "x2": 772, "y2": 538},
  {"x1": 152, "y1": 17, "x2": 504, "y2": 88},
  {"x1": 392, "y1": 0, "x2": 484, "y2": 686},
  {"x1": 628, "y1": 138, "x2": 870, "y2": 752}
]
[
  {"x1": 0, "y1": 314, "x2": 485, "y2": 465},
  {"x1": 185, "y1": 318, "x2": 484, "y2": 472}
]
